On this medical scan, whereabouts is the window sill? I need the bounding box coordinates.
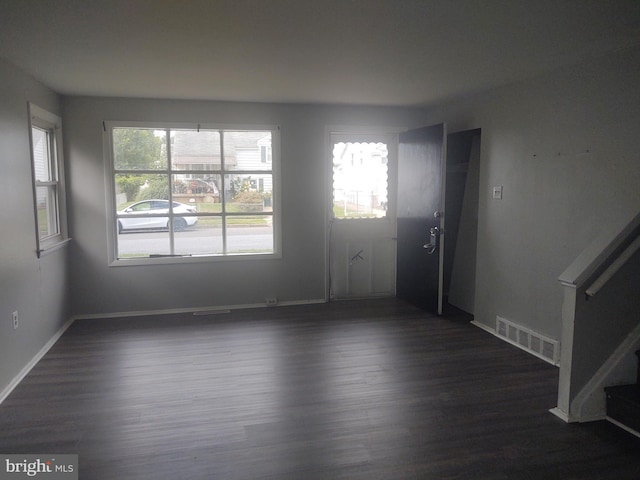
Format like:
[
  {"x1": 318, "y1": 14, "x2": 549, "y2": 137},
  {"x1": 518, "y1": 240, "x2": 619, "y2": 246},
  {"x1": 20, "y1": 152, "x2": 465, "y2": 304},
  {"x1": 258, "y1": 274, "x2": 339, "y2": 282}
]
[
  {"x1": 37, "y1": 237, "x2": 72, "y2": 258},
  {"x1": 109, "y1": 251, "x2": 281, "y2": 267}
]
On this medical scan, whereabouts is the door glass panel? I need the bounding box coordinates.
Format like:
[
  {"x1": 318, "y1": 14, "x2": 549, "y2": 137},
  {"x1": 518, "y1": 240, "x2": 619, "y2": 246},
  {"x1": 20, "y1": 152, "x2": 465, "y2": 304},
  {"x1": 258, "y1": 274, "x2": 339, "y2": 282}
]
[{"x1": 332, "y1": 142, "x2": 388, "y2": 219}]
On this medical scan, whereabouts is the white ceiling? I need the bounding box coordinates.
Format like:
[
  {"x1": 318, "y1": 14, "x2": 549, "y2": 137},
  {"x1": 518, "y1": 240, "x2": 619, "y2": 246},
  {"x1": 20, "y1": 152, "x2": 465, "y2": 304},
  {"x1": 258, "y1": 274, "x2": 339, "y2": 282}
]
[{"x1": 2, "y1": 0, "x2": 640, "y2": 106}]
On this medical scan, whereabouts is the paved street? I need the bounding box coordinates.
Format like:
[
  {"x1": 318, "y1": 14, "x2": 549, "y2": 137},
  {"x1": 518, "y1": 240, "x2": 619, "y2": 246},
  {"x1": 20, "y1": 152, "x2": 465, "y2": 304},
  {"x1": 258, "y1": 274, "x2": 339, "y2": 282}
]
[{"x1": 118, "y1": 226, "x2": 273, "y2": 256}]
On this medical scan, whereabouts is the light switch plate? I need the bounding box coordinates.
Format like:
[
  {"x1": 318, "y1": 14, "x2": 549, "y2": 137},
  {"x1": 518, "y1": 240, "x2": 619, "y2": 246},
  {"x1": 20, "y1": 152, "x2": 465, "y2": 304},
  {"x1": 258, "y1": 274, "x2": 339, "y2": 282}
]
[{"x1": 492, "y1": 185, "x2": 503, "y2": 200}]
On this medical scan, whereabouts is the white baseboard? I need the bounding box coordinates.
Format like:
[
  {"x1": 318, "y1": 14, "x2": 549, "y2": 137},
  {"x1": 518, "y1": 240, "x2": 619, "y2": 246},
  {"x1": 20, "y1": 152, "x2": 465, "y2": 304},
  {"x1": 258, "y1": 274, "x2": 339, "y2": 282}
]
[
  {"x1": 0, "y1": 317, "x2": 75, "y2": 405},
  {"x1": 548, "y1": 406, "x2": 606, "y2": 424},
  {"x1": 606, "y1": 416, "x2": 640, "y2": 439},
  {"x1": 72, "y1": 298, "x2": 327, "y2": 321},
  {"x1": 470, "y1": 320, "x2": 494, "y2": 335},
  {"x1": 549, "y1": 407, "x2": 574, "y2": 423}
]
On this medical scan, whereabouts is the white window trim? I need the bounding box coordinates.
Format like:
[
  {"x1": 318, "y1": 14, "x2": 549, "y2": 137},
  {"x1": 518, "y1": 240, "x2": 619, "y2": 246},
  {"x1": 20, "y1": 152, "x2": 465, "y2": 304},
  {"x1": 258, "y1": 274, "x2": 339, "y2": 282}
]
[
  {"x1": 103, "y1": 121, "x2": 282, "y2": 266},
  {"x1": 28, "y1": 103, "x2": 69, "y2": 257}
]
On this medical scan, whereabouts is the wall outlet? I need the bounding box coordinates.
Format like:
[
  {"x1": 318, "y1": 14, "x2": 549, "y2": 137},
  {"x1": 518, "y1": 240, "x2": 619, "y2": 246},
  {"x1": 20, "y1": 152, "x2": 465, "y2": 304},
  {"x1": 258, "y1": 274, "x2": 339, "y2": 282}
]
[
  {"x1": 12, "y1": 311, "x2": 18, "y2": 329},
  {"x1": 265, "y1": 297, "x2": 278, "y2": 306}
]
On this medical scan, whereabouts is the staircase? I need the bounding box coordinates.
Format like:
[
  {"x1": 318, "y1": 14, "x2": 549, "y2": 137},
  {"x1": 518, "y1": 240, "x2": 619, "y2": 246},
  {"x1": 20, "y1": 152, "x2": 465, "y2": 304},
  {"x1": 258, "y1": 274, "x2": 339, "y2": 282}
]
[
  {"x1": 554, "y1": 213, "x2": 640, "y2": 424},
  {"x1": 605, "y1": 350, "x2": 640, "y2": 436}
]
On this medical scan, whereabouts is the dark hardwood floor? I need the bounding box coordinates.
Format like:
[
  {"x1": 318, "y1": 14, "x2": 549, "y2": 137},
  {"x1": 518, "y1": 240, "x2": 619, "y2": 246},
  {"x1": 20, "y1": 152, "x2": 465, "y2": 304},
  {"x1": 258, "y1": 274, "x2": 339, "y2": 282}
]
[{"x1": 1, "y1": 298, "x2": 638, "y2": 479}]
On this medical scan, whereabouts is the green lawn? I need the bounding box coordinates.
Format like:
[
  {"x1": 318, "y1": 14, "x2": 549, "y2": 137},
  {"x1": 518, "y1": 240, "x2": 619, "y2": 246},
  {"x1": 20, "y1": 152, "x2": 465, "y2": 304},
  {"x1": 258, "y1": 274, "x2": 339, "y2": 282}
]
[{"x1": 333, "y1": 204, "x2": 379, "y2": 219}]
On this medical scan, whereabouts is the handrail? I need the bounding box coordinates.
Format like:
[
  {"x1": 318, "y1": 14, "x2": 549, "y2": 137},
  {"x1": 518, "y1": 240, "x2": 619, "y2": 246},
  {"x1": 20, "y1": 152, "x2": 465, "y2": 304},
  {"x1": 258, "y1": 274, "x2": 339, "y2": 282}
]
[
  {"x1": 559, "y1": 211, "x2": 640, "y2": 289},
  {"x1": 586, "y1": 234, "x2": 640, "y2": 297}
]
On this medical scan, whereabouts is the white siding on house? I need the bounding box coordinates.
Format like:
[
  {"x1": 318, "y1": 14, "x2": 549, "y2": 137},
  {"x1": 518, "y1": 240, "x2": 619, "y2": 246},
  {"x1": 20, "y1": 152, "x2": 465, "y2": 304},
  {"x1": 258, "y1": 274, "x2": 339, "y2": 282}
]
[{"x1": 235, "y1": 147, "x2": 273, "y2": 193}]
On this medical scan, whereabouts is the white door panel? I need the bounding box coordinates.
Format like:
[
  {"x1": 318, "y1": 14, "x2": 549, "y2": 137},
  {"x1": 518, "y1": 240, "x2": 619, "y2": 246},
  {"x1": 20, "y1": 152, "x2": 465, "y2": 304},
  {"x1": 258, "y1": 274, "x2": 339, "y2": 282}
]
[{"x1": 328, "y1": 132, "x2": 397, "y2": 299}]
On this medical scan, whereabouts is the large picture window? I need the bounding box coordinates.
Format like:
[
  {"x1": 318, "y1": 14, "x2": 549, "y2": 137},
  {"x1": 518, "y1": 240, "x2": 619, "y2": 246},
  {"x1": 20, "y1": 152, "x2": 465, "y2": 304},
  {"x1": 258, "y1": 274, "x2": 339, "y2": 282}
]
[
  {"x1": 29, "y1": 104, "x2": 68, "y2": 255},
  {"x1": 106, "y1": 123, "x2": 279, "y2": 263}
]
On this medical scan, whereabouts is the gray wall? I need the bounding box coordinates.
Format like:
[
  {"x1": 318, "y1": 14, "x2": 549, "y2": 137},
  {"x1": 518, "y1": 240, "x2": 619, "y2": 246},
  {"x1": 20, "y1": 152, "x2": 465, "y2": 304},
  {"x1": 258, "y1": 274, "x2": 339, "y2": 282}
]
[
  {"x1": 63, "y1": 98, "x2": 429, "y2": 316},
  {"x1": 426, "y1": 46, "x2": 640, "y2": 340},
  {"x1": 0, "y1": 59, "x2": 70, "y2": 394},
  {"x1": 65, "y1": 45, "x2": 640, "y2": 338},
  {"x1": 4, "y1": 44, "x2": 639, "y2": 400}
]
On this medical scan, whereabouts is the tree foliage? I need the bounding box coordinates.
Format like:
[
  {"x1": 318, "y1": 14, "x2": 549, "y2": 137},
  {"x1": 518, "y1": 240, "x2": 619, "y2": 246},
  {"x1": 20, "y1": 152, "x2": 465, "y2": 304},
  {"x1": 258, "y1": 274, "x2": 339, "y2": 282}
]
[
  {"x1": 113, "y1": 129, "x2": 165, "y2": 201},
  {"x1": 230, "y1": 176, "x2": 255, "y2": 199},
  {"x1": 113, "y1": 128, "x2": 164, "y2": 170},
  {"x1": 136, "y1": 176, "x2": 169, "y2": 201},
  {"x1": 117, "y1": 175, "x2": 146, "y2": 202}
]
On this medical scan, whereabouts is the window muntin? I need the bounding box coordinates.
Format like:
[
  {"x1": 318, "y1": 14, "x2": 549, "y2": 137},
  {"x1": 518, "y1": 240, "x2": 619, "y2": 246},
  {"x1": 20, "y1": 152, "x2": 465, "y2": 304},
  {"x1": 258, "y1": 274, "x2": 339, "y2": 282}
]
[
  {"x1": 332, "y1": 141, "x2": 389, "y2": 219},
  {"x1": 29, "y1": 104, "x2": 67, "y2": 254},
  {"x1": 109, "y1": 125, "x2": 278, "y2": 263}
]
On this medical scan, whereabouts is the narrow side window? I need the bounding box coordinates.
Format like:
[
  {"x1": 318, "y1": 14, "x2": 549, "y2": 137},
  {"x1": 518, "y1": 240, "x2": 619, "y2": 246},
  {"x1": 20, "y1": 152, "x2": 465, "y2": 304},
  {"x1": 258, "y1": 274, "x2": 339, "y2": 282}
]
[{"x1": 29, "y1": 104, "x2": 68, "y2": 255}]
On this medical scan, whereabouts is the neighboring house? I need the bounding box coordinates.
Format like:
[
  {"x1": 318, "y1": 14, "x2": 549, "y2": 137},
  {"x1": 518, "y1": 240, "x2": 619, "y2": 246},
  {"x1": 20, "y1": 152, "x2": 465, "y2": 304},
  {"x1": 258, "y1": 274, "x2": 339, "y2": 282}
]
[{"x1": 171, "y1": 130, "x2": 272, "y2": 201}]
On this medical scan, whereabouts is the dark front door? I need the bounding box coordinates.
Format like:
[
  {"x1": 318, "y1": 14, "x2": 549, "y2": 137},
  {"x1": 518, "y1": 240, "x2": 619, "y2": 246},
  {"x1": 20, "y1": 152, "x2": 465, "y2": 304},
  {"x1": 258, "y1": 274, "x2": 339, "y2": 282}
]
[{"x1": 396, "y1": 124, "x2": 446, "y2": 314}]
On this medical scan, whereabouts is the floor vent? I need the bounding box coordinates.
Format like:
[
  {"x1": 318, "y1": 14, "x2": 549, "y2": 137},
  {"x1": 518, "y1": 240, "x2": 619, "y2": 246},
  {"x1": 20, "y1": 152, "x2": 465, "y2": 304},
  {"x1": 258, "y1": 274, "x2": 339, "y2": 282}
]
[{"x1": 496, "y1": 316, "x2": 559, "y2": 365}]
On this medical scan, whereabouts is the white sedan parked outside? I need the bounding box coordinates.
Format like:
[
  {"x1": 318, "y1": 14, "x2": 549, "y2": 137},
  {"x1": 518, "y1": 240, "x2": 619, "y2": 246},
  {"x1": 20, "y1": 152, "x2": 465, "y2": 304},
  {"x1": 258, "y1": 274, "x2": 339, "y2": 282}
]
[{"x1": 117, "y1": 199, "x2": 198, "y2": 233}]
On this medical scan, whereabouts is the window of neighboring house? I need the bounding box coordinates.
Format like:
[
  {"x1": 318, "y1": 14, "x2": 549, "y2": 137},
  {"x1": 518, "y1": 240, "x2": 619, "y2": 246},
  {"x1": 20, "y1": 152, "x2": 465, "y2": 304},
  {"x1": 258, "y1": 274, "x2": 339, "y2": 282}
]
[
  {"x1": 332, "y1": 141, "x2": 389, "y2": 219},
  {"x1": 260, "y1": 144, "x2": 272, "y2": 163},
  {"x1": 29, "y1": 104, "x2": 68, "y2": 256},
  {"x1": 106, "y1": 123, "x2": 279, "y2": 264}
]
